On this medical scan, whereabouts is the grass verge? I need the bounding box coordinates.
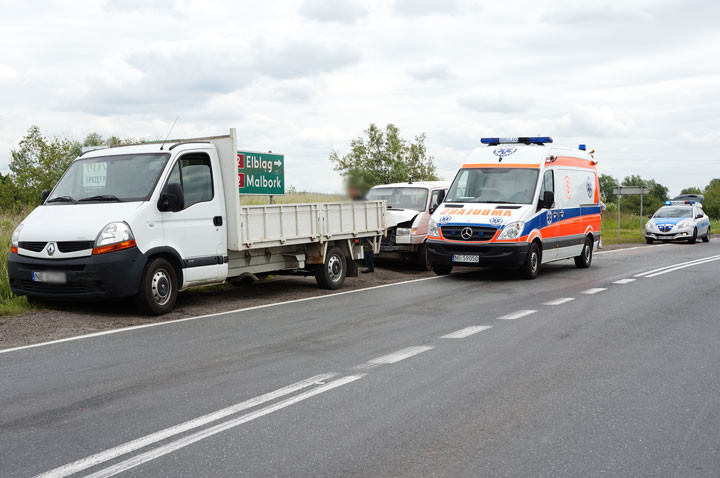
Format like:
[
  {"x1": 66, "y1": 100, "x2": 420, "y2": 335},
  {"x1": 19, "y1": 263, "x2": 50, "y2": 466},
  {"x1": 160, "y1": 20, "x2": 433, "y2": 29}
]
[
  {"x1": 601, "y1": 212, "x2": 720, "y2": 245},
  {"x1": 1, "y1": 208, "x2": 35, "y2": 317}
]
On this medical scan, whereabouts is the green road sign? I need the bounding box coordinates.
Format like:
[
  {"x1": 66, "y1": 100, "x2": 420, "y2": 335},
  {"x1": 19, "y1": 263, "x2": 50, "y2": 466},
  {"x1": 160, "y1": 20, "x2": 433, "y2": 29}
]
[{"x1": 236, "y1": 151, "x2": 284, "y2": 195}]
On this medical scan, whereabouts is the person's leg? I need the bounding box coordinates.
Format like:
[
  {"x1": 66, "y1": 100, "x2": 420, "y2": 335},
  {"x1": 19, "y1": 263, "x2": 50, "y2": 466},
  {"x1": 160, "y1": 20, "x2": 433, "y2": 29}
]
[{"x1": 365, "y1": 247, "x2": 374, "y2": 272}]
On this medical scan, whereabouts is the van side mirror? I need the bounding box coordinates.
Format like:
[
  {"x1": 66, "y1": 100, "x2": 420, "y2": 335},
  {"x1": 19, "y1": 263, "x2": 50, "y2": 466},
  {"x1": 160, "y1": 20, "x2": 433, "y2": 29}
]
[
  {"x1": 40, "y1": 190, "x2": 50, "y2": 204},
  {"x1": 159, "y1": 182, "x2": 184, "y2": 212},
  {"x1": 428, "y1": 190, "x2": 446, "y2": 214},
  {"x1": 541, "y1": 191, "x2": 554, "y2": 209},
  {"x1": 648, "y1": 214, "x2": 653, "y2": 218}
]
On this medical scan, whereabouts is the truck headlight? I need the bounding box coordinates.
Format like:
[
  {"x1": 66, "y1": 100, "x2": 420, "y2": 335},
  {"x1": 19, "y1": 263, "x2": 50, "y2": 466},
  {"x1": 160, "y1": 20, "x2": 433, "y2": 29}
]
[
  {"x1": 11, "y1": 223, "x2": 23, "y2": 247},
  {"x1": 497, "y1": 221, "x2": 525, "y2": 240},
  {"x1": 93, "y1": 222, "x2": 136, "y2": 255},
  {"x1": 428, "y1": 219, "x2": 439, "y2": 237},
  {"x1": 396, "y1": 228, "x2": 411, "y2": 236}
]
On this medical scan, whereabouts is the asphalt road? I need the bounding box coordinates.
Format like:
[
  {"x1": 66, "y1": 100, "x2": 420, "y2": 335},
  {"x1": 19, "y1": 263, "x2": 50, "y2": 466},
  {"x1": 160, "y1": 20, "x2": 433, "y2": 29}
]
[{"x1": 2, "y1": 242, "x2": 719, "y2": 477}]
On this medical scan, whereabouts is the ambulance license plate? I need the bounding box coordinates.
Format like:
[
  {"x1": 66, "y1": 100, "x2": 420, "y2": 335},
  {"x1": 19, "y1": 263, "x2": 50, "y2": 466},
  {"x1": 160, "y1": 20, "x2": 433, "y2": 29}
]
[
  {"x1": 32, "y1": 271, "x2": 66, "y2": 284},
  {"x1": 452, "y1": 254, "x2": 479, "y2": 263}
]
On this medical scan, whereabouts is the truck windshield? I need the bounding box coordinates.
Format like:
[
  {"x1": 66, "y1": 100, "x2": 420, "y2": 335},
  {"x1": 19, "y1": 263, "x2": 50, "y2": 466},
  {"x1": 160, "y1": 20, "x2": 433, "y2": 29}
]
[
  {"x1": 366, "y1": 187, "x2": 428, "y2": 211},
  {"x1": 446, "y1": 168, "x2": 540, "y2": 204},
  {"x1": 654, "y1": 207, "x2": 693, "y2": 218},
  {"x1": 46, "y1": 153, "x2": 170, "y2": 204}
]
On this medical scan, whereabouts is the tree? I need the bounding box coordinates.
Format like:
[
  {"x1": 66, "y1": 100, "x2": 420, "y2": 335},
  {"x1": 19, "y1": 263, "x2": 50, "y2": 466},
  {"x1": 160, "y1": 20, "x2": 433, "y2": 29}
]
[
  {"x1": 704, "y1": 179, "x2": 720, "y2": 219},
  {"x1": 8, "y1": 126, "x2": 81, "y2": 204},
  {"x1": 330, "y1": 123, "x2": 439, "y2": 195},
  {"x1": 83, "y1": 132, "x2": 105, "y2": 147},
  {"x1": 618, "y1": 175, "x2": 669, "y2": 216},
  {"x1": 680, "y1": 186, "x2": 702, "y2": 195},
  {"x1": 0, "y1": 172, "x2": 21, "y2": 208},
  {"x1": 599, "y1": 174, "x2": 618, "y2": 204}
]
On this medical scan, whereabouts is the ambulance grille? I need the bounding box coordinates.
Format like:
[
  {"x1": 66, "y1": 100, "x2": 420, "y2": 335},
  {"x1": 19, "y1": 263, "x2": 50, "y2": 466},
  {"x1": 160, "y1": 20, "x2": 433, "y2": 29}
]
[{"x1": 441, "y1": 226, "x2": 497, "y2": 241}]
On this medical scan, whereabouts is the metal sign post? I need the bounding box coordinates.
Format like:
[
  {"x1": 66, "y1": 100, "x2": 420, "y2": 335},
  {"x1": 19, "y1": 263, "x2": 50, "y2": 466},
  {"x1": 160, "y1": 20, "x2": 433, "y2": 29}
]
[{"x1": 613, "y1": 186, "x2": 650, "y2": 237}]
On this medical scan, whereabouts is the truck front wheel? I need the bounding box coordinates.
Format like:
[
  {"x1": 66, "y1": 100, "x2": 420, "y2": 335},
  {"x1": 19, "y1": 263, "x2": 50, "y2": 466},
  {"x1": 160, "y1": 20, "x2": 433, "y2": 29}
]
[
  {"x1": 135, "y1": 258, "x2": 178, "y2": 315},
  {"x1": 315, "y1": 247, "x2": 346, "y2": 290}
]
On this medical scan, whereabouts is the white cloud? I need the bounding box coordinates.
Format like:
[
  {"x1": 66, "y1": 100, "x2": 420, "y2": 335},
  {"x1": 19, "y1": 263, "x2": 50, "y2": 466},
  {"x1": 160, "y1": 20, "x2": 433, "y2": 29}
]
[
  {"x1": 408, "y1": 60, "x2": 454, "y2": 81},
  {"x1": 0, "y1": 64, "x2": 16, "y2": 82},
  {"x1": 254, "y1": 40, "x2": 362, "y2": 80},
  {"x1": 457, "y1": 93, "x2": 534, "y2": 114},
  {"x1": 394, "y1": 0, "x2": 463, "y2": 17},
  {"x1": 299, "y1": 0, "x2": 368, "y2": 23}
]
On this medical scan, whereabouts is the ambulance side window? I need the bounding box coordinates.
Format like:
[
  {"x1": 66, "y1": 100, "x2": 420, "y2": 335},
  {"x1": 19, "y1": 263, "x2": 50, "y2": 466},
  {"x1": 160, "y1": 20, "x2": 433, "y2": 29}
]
[{"x1": 539, "y1": 170, "x2": 554, "y2": 209}]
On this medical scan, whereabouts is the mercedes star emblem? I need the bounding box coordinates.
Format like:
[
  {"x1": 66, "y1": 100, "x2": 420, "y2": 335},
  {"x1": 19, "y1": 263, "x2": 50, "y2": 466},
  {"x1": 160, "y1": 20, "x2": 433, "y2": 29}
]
[{"x1": 461, "y1": 227, "x2": 473, "y2": 240}]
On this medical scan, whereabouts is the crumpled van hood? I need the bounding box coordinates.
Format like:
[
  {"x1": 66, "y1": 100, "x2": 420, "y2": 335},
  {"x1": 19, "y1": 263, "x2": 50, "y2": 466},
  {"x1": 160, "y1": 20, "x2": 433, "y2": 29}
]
[{"x1": 385, "y1": 208, "x2": 420, "y2": 229}]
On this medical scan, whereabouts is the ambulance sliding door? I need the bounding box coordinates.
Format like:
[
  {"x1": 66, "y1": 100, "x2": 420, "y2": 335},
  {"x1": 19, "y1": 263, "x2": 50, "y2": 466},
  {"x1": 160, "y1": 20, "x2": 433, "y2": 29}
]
[
  {"x1": 555, "y1": 168, "x2": 588, "y2": 259},
  {"x1": 539, "y1": 169, "x2": 558, "y2": 262}
]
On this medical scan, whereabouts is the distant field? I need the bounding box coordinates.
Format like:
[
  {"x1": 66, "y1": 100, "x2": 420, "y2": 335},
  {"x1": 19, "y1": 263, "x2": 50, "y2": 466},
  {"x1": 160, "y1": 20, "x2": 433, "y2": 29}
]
[{"x1": 239, "y1": 192, "x2": 346, "y2": 205}]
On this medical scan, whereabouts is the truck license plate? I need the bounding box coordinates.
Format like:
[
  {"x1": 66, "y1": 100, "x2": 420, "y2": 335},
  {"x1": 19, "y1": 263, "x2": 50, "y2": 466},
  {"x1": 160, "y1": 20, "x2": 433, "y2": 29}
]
[
  {"x1": 32, "y1": 271, "x2": 66, "y2": 284},
  {"x1": 452, "y1": 254, "x2": 479, "y2": 263}
]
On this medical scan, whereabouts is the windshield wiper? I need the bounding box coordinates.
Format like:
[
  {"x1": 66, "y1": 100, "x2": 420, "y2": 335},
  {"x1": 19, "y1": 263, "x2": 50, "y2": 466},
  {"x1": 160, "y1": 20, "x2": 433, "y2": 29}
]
[
  {"x1": 46, "y1": 196, "x2": 76, "y2": 203},
  {"x1": 79, "y1": 195, "x2": 122, "y2": 202}
]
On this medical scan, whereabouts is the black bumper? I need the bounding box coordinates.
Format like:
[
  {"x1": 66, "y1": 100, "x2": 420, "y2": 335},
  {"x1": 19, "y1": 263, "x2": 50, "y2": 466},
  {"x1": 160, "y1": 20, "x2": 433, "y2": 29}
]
[
  {"x1": 7, "y1": 248, "x2": 146, "y2": 300},
  {"x1": 427, "y1": 239, "x2": 530, "y2": 268}
]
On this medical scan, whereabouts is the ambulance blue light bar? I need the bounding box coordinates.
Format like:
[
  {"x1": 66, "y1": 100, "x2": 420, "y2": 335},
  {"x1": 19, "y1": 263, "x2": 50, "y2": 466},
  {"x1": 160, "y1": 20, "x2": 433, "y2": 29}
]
[
  {"x1": 578, "y1": 144, "x2": 586, "y2": 151},
  {"x1": 481, "y1": 137, "x2": 553, "y2": 146}
]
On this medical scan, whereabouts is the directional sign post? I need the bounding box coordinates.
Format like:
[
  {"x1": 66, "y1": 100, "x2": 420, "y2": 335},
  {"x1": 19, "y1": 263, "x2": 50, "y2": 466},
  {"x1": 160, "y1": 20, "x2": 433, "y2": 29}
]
[
  {"x1": 613, "y1": 186, "x2": 651, "y2": 237},
  {"x1": 236, "y1": 151, "x2": 285, "y2": 196}
]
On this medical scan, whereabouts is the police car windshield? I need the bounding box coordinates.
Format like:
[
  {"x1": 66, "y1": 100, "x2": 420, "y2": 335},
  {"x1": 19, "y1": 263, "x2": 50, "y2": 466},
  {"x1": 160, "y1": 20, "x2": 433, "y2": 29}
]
[
  {"x1": 366, "y1": 187, "x2": 428, "y2": 211},
  {"x1": 654, "y1": 207, "x2": 693, "y2": 218},
  {"x1": 47, "y1": 153, "x2": 170, "y2": 204},
  {"x1": 445, "y1": 168, "x2": 539, "y2": 204}
]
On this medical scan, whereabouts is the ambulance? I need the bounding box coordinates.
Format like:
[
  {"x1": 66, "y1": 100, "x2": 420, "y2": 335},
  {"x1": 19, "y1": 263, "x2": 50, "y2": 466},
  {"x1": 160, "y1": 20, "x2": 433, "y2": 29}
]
[{"x1": 427, "y1": 137, "x2": 601, "y2": 279}]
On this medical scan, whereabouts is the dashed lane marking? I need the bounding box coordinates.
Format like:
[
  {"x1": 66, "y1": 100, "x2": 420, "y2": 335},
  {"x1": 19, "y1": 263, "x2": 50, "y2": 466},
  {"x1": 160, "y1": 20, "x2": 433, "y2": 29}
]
[
  {"x1": 581, "y1": 288, "x2": 607, "y2": 295},
  {"x1": 543, "y1": 297, "x2": 575, "y2": 306},
  {"x1": 441, "y1": 326, "x2": 493, "y2": 339},
  {"x1": 496, "y1": 310, "x2": 537, "y2": 320}
]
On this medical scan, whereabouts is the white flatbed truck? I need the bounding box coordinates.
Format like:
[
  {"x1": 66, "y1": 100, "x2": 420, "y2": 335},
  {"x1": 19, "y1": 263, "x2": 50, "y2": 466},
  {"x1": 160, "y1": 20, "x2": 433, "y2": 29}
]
[{"x1": 7, "y1": 129, "x2": 385, "y2": 314}]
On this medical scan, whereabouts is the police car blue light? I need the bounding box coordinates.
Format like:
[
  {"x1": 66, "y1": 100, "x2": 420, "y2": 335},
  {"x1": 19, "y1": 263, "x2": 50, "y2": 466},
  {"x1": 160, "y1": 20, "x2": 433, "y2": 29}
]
[{"x1": 481, "y1": 137, "x2": 553, "y2": 145}]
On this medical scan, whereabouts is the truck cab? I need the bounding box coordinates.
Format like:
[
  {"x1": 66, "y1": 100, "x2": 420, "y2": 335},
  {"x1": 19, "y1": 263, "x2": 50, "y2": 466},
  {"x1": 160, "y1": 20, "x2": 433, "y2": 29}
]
[{"x1": 366, "y1": 181, "x2": 449, "y2": 270}]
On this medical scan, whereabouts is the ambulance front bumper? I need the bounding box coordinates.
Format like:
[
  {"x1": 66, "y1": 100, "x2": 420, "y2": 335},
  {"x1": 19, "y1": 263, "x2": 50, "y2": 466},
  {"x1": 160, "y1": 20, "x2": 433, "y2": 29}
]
[{"x1": 426, "y1": 239, "x2": 530, "y2": 268}]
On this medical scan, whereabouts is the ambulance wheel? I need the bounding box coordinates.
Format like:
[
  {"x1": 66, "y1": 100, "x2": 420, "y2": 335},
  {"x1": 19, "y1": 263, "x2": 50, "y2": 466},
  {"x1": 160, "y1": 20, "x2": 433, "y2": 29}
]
[
  {"x1": 645, "y1": 238, "x2": 654, "y2": 244},
  {"x1": 702, "y1": 228, "x2": 710, "y2": 242},
  {"x1": 574, "y1": 236, "x2": 593, "y2": 268},
  {"x1": 415, "y1": 243, "x2": 432, "y2": 271},
  {"x1": 520, "y1": 242, "x2": 540, "y2": 279},
  {"x1": 315, "y1": 247, "x2": 346, "y2": 290},
  {"x1": 688, "y1": 228, "x2": 697, "y2": 244},
  {"x1": 432, "y1": 262, "x2": 453, "y2": 275},
  {"x1": 135, "y1": 258, "x2": 177, "y2": 315}
]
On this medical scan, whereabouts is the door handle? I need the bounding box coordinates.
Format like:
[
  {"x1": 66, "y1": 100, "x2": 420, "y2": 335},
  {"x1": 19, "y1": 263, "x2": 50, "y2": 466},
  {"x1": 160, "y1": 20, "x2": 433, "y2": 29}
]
[{"x1": 213, "y1": 216, "x2": 223, "y2": 226}]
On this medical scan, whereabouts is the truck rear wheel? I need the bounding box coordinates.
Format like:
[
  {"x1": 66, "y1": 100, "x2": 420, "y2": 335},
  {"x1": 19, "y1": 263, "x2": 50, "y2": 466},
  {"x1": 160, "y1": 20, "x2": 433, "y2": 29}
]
[
  {"x1": 135, "y1": 258, "x2": 177, "y2": 315},
  {"x1": 315, "y1": 247, "x2": 346, "y2": 290},
  {"x1": 415, "y1": 243, "x2": 432, "y2": 271},
  {"x1": 574, "y1": 236, "x2": 593, "y2": 269}
]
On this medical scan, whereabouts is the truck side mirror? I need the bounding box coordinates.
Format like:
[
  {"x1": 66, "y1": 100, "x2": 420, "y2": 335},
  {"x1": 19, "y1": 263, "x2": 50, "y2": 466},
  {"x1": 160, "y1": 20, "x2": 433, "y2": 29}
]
[
  {"x1": 40, "y1": 190, "x2": 50, "y2": 204},
  {"x1": 541, "y1": 191, "x2": 554, "y2": 209},
  {"x1": 159, "y1": 182, "x2": 184, "y2": 212}
]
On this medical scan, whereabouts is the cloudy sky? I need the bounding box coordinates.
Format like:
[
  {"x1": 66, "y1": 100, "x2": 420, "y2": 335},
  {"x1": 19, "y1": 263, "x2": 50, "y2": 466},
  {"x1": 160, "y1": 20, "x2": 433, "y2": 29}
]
[{"x1": 0, "y1": 0, "x2": 718, "y2": 195}]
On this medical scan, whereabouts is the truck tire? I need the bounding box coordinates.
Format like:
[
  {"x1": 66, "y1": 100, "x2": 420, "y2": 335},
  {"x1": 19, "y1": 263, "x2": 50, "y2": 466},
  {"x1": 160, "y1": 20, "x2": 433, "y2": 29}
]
[
  {"x1": 702, "y1": 228, "x2": 710, "y2": 242},
  {"x1": 432, "y1": 262, "x2": 452, "y2": 275},
  {"x1": 574, "y1": 236, "x2": 593, "y2": 268},
  {"x1": 415, "y1": 243, "x2": 432, "y2": 271},
  {"x1": 519, "y1": 242, "x2": 540, "y2": 279},
  {"x1": 315, "y1": 247, "x2": 346, "y2": 290},
  {"x1": 135, "y1": 258, "x2": 178, "y2": 315},
  {"x1": 689, "y1": 228, "x2": 697, "y2": 244}
]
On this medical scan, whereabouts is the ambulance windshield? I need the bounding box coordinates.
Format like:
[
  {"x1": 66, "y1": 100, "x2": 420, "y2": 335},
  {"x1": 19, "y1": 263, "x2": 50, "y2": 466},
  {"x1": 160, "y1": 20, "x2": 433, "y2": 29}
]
[
  {"x1": 654, "y1": 206, "x2": 693, "y2": 218},
  {"x1": 446, "y1": 168, "x2": 539, "y2": 204}
]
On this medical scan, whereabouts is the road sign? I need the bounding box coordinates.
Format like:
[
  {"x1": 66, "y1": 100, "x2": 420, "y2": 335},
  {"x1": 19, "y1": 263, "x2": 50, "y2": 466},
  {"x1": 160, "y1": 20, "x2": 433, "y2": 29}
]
[
  {"x1": 613, "y1": 186, "x2": 650, "y2": 195},
  {"x1": 237, "y1": 151, "x2": 284, "y2": 195}
]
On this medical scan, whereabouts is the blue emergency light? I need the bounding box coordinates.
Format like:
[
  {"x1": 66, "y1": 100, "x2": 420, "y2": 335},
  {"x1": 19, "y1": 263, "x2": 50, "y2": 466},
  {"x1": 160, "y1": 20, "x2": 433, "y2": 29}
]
[
  {"x1": 481, "y1": 136, "x2": 553, "y2": 146},
  {"x1": 579, "y1": 144, "x2": 586, "y2": 151},
  {"x1": 666, "y1": 200, "x2": 694, "y2": 205}
]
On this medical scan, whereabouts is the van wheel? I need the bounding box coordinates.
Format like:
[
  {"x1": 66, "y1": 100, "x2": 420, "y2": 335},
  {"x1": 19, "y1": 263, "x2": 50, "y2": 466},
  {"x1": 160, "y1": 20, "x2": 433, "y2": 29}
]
[
  {"x1": 135, "y1": 258, "x2": 177, "y2": 315},
  {"x1": 432, "y1": 262, "x2": 453, "y2": 275},
  {"x1": 574, "y1": 236, "x2": 593, "y2": 268},
  {"x1": 702, "y1": 228, "x2": 710, "y2": 242},
  {"x1": 645, "y1": 238, "x2": 654, "y2": 244},
  {"x1": 415, "y1": 243, "x2": 432, "y2": 271},
  {"x1": 315, "y1": 247, "x2": 346, "y2": 290},
  {"x1": 519, "y1": 242, "x2": 540, "y2": 279},
  {"x1": 688, "y1": 228, "x2": 697, "y2": 244}
]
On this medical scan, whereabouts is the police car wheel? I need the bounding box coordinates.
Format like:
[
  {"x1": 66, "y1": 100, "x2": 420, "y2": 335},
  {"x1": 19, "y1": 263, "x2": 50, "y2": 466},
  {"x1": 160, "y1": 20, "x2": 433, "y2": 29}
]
[
  {"x1": 702, "y1": 230, "x2": 710, "y2": 242},
  {"x1": 688, "y1": 228, "x2": 697, "y2": 244},
  {"x1": 520, "y1": 243, "x2": 540, "y2": 279},
  {"x1": 645, "y1": 238, "x2": 654, "y2": 244},
  {"x1": 574, "y1": 237, "x2": 592, "y2": 269}
]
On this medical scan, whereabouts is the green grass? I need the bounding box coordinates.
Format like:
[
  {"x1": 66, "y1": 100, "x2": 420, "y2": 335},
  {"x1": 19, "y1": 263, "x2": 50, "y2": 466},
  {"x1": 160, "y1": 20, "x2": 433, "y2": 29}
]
[
  {"x1": 239, "y1": 191, "x2": 345, "y2": 205},
  {"x1": 0, "y1": 208, "x2": 36, "y2": 316},
  {"x1": 601, "y1": 212, "x2": 720, "y2": 245}
]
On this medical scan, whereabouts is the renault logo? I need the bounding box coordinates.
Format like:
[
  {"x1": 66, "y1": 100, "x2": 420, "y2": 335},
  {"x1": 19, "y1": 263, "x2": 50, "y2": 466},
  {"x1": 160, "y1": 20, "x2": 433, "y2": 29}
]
[
  {"x1": 461, "y1": 227, "x2": 474, "y2": 240},
  {"x1": 46, "y1": 243, "x2": 55, "y2": 256}
]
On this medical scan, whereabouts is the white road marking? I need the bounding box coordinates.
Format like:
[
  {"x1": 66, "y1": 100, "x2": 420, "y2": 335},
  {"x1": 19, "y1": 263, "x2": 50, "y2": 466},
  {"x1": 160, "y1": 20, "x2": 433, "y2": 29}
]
[
  {"x1": 82, "y1": 374, "x2": 365, "y2": 478},
  {"x1": 581, "y1": 288, "x2": 607, "y2": 295},
  {"x1": 368, "y1": 346, "x2": 434, "y2": 364},
  {"x1": 645, "y1": 256, "x2": 720, "y2": 278},
  {"x1": 441, "y1": 325, "x2": 493, "y2": 339},
  {"x1": 33, "y1": 373, "x2": 337, "y2": 478},
  {"x1": 543, "y1": 297, "x2": 575, "y2": 306},
  {"x1": 594, "y1": 244, "x2": 669, "y2": 255},
  {"x1": 1, "y1": 274, "x2": 459, "y2": 356},
  {"x1": 634, "y1": 254, "x2": 720, "y2": 278},
  {"x1": 496, "y1": 310, "x2": 537, "y2": 320},
  {"x1": 613, "y1": 278, "x2": 636, "y2": 284}
]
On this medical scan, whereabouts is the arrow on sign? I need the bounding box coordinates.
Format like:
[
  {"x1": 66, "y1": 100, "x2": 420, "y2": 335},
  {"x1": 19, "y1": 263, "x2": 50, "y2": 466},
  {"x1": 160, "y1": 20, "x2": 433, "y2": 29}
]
[{"x1": 274, "y1": 160, "x2": 282, "y2": 168}]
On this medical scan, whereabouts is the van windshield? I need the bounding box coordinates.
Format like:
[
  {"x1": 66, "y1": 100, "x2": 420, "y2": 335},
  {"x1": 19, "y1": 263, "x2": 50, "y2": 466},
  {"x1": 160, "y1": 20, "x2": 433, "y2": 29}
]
[
  {"x1": 654, "y1": 207, "x2": 693, "y2": 218},
  {"x1": 446, "y1": 168, "x2": 539, "y2": 204},
  {"x1": 46, "y1": 153, "x2": 170, "y2": 204},
  {"x1": 366, "y1": 187, "x2": 428, "y2": 211}
]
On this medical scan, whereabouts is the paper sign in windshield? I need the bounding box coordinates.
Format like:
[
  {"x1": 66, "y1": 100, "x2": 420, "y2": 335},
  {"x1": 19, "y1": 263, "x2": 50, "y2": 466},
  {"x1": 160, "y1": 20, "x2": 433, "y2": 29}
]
[{"x1": 83, "y1": 162, "x2": 107, "y2": 189}]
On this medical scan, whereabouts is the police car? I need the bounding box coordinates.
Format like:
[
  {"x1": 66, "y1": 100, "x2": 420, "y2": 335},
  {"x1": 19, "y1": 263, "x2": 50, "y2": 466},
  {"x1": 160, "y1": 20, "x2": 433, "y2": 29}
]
[{"x1": 645, "y1": 201, "x2": 711, "y2": 244}]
